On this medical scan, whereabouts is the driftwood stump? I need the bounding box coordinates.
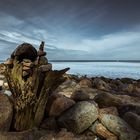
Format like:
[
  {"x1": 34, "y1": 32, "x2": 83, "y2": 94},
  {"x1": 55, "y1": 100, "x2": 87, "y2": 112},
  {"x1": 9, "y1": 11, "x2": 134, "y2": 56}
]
[{"x1": 4, "y1": 42, "x2": 69, "y2": 131}]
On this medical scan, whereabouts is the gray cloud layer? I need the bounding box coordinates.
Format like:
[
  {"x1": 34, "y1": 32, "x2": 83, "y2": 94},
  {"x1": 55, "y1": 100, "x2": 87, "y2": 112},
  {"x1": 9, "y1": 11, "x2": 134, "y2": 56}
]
[{"x1": 0, "y1": 0, "x2": 140, "y2": 60}]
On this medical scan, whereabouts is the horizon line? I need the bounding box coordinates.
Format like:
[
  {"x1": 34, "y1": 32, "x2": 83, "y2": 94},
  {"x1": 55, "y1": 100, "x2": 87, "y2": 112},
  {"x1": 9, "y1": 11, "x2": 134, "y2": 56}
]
[{"x1": 1, "y1": 60, "x2": 140, "y2": 63}]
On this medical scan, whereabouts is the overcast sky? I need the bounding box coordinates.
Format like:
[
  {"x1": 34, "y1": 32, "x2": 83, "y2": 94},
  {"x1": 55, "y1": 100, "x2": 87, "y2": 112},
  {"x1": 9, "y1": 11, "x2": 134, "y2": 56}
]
[{"x1": 0, "y1": 0, "x2": 140, "y2": 60}]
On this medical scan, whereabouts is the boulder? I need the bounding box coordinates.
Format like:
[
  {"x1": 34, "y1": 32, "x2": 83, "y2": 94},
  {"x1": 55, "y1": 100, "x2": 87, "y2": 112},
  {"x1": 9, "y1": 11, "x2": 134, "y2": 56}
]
[
  {"x1": 78, "y1": 78, "x2": 92, "y2": 88},
  {"x1": 93, "y1": 78, "x2": 111, "y2": 91},
  {"x1": 71, "y1": 89, "x2": 90, "y2": 101},
  {"x1": 123, "y1": 112, "x2": 140, "y2": 132},
  {"x1": 54, "y1": 79, "x2": 77, "y2": 98},
  {"x1": 0, "y1": 93, "x2": 13, "y2": 131},
  {"x1": 58, "y1": 101, "x2": 99, "y2": 134},
  {"x1": 49, "y1": 96, "x2": 75, "y2": 117},
  {"x1": 99, "y1": 114, "x2": 139, "y2": 140},
  {"x1": 72, "y1": 87, "x2": 99, "y2": 100},
  {"x1": 89, "y1": 120, "x2": 117, "y2": 140},
  {"x1": 94, "y1": 92, "x2": 140, "y2": 109}
]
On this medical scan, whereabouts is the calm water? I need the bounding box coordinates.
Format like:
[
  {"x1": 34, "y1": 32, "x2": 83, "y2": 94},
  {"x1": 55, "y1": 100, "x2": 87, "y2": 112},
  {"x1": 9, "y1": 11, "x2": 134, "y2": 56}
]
[
  {"x1": 1, "y1": 61, "x2": 140, "y2": 79},
  {"x1": 52, "y1": 62, "x2": 140, "y2": 79}
]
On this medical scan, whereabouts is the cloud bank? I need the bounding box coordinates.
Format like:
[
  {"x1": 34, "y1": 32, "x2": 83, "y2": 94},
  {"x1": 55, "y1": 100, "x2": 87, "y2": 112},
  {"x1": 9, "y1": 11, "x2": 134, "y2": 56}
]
[{"x1": 0, "y1": 0, "x2": 140, "y2": 60}]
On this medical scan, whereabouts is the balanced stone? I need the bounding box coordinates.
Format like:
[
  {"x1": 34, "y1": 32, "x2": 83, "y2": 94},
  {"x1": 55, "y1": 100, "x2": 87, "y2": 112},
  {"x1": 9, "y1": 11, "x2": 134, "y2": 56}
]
[
  {"x1": 39, "y1": 64, "x2": 52, "y2": 72},
  {"x1": 11, "y1": 43, "x2": 37, "y2": 62},
  {"x1": 4, "y1": 58, "x2": 13, "y2": 65},
  {"x1": 22, "y1": 66, "x2": 30, "y2": 71}
]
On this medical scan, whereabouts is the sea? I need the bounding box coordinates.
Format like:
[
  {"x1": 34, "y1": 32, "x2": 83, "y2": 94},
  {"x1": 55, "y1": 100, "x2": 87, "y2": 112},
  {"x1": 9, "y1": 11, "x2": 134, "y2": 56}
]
[
  {"x1": 1, "y1": 61, "x2": 140, "y2": 80},
  {"x1": 52, "y1": 62, "x2": 140, "y2": 80}
]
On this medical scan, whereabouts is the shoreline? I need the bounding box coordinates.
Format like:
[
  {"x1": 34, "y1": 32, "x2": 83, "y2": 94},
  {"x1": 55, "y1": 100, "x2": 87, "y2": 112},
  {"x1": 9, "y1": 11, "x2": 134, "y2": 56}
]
[
  {"x1": 0, "y1": 42, "x2": 140, "y2": 139},
  {"x1": 0, "y1": 72, "x2": 140, "y2": 139}
]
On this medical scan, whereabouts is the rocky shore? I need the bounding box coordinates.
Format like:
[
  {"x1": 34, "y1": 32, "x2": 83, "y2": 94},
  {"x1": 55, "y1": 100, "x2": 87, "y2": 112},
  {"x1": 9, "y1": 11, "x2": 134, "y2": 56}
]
[
  {"x1": 0, "y1": 42, "x2": 140, "y2": 140},
  {"x1": 1, "y1": 64, "x2": 140, "y2": 139}
]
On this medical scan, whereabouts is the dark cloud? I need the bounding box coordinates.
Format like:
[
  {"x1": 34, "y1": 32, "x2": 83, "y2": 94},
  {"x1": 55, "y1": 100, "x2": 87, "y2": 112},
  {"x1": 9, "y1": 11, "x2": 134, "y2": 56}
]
[{"x1": 0, "y1": 0, "x2": 140, "y2": 60}]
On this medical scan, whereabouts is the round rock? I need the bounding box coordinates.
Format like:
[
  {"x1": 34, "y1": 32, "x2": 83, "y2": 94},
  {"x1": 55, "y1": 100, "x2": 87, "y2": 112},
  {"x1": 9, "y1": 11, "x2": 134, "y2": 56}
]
[
  {"x1": 58, "y1": 101, "x2": 99, "y2": 134},
  {"x1": 100, "y1": 114, "x2": 139, "y2": 140}
]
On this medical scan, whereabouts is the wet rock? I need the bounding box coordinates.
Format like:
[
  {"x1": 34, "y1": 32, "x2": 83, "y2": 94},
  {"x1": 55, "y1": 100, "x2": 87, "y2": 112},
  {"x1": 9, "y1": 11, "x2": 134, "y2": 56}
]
[
  {"x1": 93, "y1": 78, "x2": 111, "y2": 91},
  {"x1": 58, "y1": 101, "x2": 99, "y2": 134},
  {"x1": 49, "y1": 96, "x2": 75, "y2": 117},
  {"x1": 123, "y1": 112, "x2": 140, "y2": 132},
  {"x1": 99, "y1": 114, "x2": 139, "y2": 140},
  {"x1": 89, "y1": 120, "x2": 117, "y2": 140},
  {"x1": 99, "y1": 107, "x2": 119, "y2": 116},
  {"x1": 0, "y1": 94, "x2": 13, "y2": 131}
]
